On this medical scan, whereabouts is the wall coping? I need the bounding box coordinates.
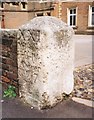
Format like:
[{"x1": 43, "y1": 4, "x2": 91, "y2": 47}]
[{"x1": 0, "y1": 29, "x2": 18, "y2": 31}]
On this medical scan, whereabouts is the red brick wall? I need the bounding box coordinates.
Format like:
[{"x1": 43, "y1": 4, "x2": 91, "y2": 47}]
[{"x1": 1, "y1": 30, "x2": 18, "y2": 93}]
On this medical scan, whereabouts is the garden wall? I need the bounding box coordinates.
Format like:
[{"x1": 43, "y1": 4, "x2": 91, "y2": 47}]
[{"x1": 0, "y1": 29, "x2": 19, "y2": 93}]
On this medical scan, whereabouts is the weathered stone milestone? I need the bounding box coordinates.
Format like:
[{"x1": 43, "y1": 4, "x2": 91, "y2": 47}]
[{"x1": 17, "y1": 16, "x2": 74, "y2": 109}]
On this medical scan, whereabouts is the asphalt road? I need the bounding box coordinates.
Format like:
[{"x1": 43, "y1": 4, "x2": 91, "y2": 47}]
[
  {"x1": 2, "y1": 98, "x2": 93, "y2": 118},
  {"x1": 74, "y1": 35, "x2": 93, "y2": 67}
]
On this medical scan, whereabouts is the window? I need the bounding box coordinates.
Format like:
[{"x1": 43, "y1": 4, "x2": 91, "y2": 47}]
[
  {"x1": 47, "y1": 12, "x2": 51, "y2": 16},
  {"x1": 67, "y1": 8, "x2": 77, "y2": 27},
  {"x1": 10, "y1": 2, "x2": 19, "y2": 7},
  {"x1": 35, "y1": 12, "x2": 51, "y2": 17},
  {"x1": 88, "y1": 6, "x2": 94, "y2": 26},
  {"x1": 12, "y1": 2, "x2": 19, "y2": 6},
  {"x1": 21, "y1": 2, "x2": 27, "y2": 10},
  {"x1": 92, "y1": 7, "x2": 94, "y2": 25},
  {"x1": 35, "y1": 12, "x2": 44, "y2": 17},
  {"x1": 0, "y1": 2, "x2": 4, "y2": 9}
]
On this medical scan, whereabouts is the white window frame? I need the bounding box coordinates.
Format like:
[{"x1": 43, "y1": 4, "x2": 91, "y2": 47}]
[
  {"x1": 67, "y1": 7, "x2": 77, "y2": 27},
  {"x1": 21, "y1": 2, "x2": 27, "y2": 10},
  {"x1": 88, "y1": 5, "x2": 94, "y2": 27}
]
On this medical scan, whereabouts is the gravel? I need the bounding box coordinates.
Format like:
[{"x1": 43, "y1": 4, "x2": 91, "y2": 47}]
[{"x1": 73, "y1": 64, "x2": 93, "y2": 101}]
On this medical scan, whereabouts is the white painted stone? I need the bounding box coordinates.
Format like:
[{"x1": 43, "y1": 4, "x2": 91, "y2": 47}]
[{"x1": 17, "y1": 16, "x2": 74, "y2": 109}]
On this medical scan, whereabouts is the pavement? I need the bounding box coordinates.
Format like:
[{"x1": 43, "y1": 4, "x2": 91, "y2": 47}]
[
  {"x1": 2, "y1": 97, "x2": 93, "y2": 118},
  {"x1": 1, "y1": 35, "x2": 94, "y2": 119},
  {"x1": 74, "y1": 35, "x2": 93, "y2": 67}
]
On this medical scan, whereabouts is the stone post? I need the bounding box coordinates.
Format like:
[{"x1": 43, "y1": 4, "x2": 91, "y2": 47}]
[{"x1": 17, "y1": 16, "x2": 74, "y2": 109}]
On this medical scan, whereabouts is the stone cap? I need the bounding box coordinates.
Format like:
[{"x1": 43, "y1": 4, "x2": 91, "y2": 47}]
[{"x1": 20, "y1": 16, "x2": 73, "y2": 33}]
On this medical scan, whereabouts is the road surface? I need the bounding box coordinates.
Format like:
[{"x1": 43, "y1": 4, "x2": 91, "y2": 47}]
[
  {"x1": 2, "y1": 98, "x2": 93, "y2": 118},
  {"x1": 74, "y1": 35, "x2": 93, "y2": 67}
]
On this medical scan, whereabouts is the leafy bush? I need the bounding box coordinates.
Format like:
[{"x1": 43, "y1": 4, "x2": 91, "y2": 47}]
[{"x1": 3, "y1": 85, "x2": 16, "y2": 98}]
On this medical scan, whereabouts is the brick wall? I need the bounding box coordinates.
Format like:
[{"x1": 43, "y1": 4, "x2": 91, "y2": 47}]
[
  {"x1": 4, "y1": 12, "x2": 29, "y2": 29},
  {"x1": 61, "y1": 2, "x2": 94, "y2": 34},
  {"x1": 0, "y1": 29, "x2": 19, "y2": 94},
  {"x1": 1, "y1": 2, "x2": 54, "y2": 29}
]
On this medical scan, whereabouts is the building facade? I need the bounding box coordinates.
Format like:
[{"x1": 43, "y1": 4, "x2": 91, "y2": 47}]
[
  {"x1": 61, "y1": 2, "x2": 94, "y2": 34},
  {"x1": 0, "y1": 1, "x2": 94, "y2": 34},
  {"x1": 0, "y1": 2, "x2": 55, "y2": 29}
]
